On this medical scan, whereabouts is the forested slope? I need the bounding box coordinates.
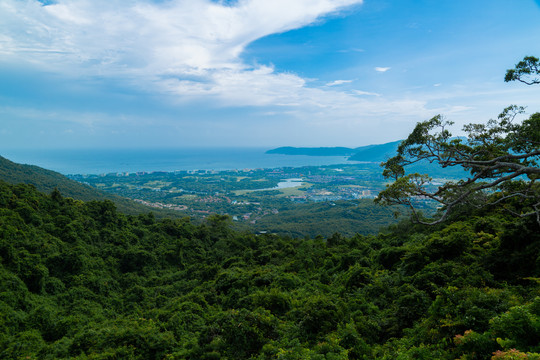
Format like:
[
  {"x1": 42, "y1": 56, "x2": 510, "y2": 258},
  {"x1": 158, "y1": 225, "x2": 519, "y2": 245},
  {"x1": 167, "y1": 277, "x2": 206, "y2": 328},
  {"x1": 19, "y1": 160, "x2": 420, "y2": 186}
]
[
  {"x1": 0, "y1": 155, "x2": 178, "y2": 217},
  {"x1": 252, "y1": 200, "x2": 401, "y2": 238},
  {"x1": 0, "y1": 180, "x2": 538, "y2": 359}
]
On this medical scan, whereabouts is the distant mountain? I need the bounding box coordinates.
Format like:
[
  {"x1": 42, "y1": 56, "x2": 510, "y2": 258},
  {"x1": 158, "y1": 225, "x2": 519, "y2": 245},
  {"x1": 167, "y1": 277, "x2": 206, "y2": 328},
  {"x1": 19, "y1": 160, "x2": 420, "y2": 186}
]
[
  {"x1": 266, "y1": 140, "x2": 402, "y2": 162},
  {"x1": 266, "y1": 146, "x2": 357, "y2": 156},
  {"x1": 347, "y1": 140, "x2": 402, "y2": 162},
  {"x1": 0, "y1": 155, "x2": 175, "y2": 216}
]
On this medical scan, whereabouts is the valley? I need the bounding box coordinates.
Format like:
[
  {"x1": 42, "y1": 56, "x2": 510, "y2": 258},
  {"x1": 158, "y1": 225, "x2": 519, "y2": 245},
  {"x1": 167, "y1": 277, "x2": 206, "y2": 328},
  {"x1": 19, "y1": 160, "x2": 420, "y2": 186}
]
[{"x1": 69, "y1": 162, "x2": 441, "y2": 237}]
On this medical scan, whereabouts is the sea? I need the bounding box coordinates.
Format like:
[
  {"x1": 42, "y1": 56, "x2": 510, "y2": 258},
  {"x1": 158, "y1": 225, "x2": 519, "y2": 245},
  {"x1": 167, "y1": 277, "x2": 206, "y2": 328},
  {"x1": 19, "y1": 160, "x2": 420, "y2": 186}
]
[{"x1": 2, "y1": 148, "x2": 354, "y2": 175}]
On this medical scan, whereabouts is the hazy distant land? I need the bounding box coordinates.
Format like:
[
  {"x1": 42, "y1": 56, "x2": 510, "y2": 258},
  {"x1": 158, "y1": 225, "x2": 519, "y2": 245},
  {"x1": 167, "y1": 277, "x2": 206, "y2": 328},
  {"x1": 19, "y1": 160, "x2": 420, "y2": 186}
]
[{"x1": 266, "y1": 140, "x2": 402, "y2": 162}]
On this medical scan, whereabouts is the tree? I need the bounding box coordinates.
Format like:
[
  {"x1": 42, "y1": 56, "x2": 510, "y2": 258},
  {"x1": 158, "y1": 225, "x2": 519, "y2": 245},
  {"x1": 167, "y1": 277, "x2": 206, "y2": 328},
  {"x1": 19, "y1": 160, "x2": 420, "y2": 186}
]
[
  {"x1": 504, "y1": 56, "x2": 540, "y2": 85},
  {"x1": 376, "y1": 56, "x2": 540, "y2": 225}
]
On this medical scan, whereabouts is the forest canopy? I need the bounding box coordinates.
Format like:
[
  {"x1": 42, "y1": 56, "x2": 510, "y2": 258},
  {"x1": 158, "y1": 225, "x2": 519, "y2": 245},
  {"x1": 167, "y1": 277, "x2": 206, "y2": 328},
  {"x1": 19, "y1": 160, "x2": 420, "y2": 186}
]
[{"x1": 0, "y1": 174, "x2": 539, "y2": 358}]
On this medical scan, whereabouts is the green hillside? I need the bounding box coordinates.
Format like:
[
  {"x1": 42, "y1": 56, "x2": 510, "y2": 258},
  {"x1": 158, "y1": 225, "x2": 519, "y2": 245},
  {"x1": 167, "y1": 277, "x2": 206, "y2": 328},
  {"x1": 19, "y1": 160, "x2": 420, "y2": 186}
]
[
  {"x1": 252, "y1": 200, "x2": 404, "y2": 238},
  {"x1": 0, "y1": 180, "x2": 538, "y2": 359},
  {"x1": 0, "y1": 155, "x2": 177, "y2": 217}
]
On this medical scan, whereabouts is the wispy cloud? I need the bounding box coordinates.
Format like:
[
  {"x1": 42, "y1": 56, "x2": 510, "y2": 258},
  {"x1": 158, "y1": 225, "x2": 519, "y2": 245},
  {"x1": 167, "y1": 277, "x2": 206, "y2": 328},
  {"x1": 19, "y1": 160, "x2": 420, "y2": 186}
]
[
  {"x1": 326, "y1": 79, "x2": 353, "y2": 86},
  {"x1": 352, "y1": 90, "x2": 380, "y2": 96},
  {"x1": 375, "y1": 67, "x2": 391, "y2": 72}
]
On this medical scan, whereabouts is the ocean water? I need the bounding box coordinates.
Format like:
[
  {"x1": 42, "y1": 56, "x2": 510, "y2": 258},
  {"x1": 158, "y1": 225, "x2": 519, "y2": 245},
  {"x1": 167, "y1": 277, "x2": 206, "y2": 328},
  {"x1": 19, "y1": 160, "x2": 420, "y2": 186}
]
[{"x1": 1, "y1": 148, "x2": 353, "y2": 175}]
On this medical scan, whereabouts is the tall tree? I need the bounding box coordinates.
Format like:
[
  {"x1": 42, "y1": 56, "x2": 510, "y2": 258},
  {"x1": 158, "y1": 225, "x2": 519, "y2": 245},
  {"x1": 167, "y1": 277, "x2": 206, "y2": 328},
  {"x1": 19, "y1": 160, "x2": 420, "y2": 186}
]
[{"x1": 376, "y1": 57, "x2": 540, "y2": 225}]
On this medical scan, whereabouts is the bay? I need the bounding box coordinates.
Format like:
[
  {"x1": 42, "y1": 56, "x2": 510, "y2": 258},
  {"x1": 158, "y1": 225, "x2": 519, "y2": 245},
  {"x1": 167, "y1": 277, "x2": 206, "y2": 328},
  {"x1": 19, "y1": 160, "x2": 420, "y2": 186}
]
[{"x1": 1, "y1": 148, "x2": 353, "y2": 175}]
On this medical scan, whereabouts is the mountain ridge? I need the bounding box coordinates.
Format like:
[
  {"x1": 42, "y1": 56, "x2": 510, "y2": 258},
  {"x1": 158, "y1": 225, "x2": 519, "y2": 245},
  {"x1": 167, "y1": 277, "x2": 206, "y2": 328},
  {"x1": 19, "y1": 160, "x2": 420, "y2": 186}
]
[{"x1": 266, "y1": 140, "x2": 402, "y2": 162}]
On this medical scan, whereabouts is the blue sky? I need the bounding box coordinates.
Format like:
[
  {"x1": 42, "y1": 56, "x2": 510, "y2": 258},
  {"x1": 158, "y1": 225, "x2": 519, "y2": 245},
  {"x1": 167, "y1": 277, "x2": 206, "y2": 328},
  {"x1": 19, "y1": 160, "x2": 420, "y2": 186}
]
[{"x1": 1, "y1": 0, "x2": 540, "y2": 149}]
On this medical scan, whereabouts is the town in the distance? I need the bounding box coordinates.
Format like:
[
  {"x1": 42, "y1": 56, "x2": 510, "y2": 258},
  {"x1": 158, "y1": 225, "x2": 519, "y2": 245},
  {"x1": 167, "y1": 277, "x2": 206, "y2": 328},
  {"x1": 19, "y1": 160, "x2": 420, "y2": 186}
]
[
  {"x1": 69, "y1": 150, "x2": 462, "y2": 237},
  {"x1": 70, "y1": 163, "x2": 382, "y2": 221}
]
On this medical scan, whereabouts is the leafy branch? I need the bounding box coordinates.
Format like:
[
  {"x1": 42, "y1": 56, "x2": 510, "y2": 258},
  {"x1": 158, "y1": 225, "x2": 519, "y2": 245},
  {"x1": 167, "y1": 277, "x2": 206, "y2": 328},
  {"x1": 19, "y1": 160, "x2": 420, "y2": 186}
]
[
  {"x1": 504, "y1": 56, "x2": 540, "y2": 85},
  {"x1": 376, "y1": 56, "x2": 540, "y2": 225}
]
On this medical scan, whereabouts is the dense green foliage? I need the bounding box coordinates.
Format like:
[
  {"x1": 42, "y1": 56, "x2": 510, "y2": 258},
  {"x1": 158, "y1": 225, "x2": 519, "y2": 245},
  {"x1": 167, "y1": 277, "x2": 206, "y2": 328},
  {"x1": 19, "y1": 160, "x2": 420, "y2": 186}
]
[
  {"x1": 251, "y1": 200, "x2": 403, "y2": 238},
  {"x1": 1, "y1": 180, "x2": 539, "y2": 359}
]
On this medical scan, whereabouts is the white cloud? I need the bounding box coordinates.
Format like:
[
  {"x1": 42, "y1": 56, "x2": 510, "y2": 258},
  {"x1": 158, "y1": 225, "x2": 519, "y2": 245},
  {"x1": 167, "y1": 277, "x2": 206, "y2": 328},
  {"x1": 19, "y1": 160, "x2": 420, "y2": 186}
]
[
  {"x1": 326, "y1": 79, "x2": 353, "y2": 86},
  {"x1": 0, "y1": 0, "x2": 379, "y2": 117},
  {"x1": 3, "y1": 0, "x2": 498, "y2": 143},
  {"x1": 0, "y1": 0, "x2": 362, "y2": 74},
  {"x1": 352, "y1": 90, "x2": 380, "y2": 96}
]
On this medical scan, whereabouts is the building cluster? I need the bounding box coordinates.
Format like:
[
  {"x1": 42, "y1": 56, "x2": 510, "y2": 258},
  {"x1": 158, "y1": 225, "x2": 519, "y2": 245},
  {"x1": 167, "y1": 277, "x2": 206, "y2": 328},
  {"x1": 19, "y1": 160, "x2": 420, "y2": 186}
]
[
  {"x1": 288, "y1": 187, "x2": 377, "y2": 202},
  {"x1": 133, "y1": 199, "x2": 188, "y2": 211}
]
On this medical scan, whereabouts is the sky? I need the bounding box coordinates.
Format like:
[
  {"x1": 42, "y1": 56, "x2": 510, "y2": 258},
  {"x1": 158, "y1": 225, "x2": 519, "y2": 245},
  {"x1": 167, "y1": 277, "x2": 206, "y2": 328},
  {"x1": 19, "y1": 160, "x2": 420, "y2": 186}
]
[{"x1": 1, "y1": 0, "x2": 540, "y2": 149}]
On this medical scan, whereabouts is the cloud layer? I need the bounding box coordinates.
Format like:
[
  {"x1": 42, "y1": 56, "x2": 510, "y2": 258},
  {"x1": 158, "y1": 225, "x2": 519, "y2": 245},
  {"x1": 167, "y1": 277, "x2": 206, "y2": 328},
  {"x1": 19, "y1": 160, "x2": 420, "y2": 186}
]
[
  {"x1": 1, "y1": 0, "x2": 442, "y2": 124},
  {"x1": 5, "y1": 0, "x2": 526, "y2": 149},
  {"x1": 0, "y1": 0, "x2": 364, "y2": 103}
]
